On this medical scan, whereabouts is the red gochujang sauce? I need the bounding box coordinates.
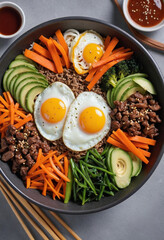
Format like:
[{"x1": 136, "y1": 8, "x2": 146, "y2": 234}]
[
  {"x1": 128, "y1": 0, "x2": 164, "y2": 27},
  {"x1": 0, "y1": 7, "x2": 22, "y2": 35}
]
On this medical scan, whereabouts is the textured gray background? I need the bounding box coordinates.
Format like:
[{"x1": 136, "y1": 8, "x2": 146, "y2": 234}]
[{"x1": 0, "y1": 0, "x2": 164, "y2": 240}]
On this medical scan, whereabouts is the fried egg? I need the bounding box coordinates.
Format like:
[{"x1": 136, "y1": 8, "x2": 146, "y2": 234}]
[
  {"x1": 63, "y1": 29, "x2": 80, "y2": 62},
  {"x1": 72, "y1": 30, "x2": 104, "y2": 75},
  {"x1": 63, "y1": 92, "x2": 111, "y2": 151},
  {"x1": 34, "y1": 82, "x2": 75, "y2": 141}
]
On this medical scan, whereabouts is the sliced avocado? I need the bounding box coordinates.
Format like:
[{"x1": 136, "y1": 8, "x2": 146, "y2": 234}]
[
  {"x1": 129, "y1": 152, "x2": 142, "y2": 177},
  {"x1": 109, "y1": 148, "x2": 133, "y2": 188},
  {"x1": 3, "y1": 68, "x2": 13, "y2": 91},
  {"x1": 117, "y1": 73, "x2": 148, "y2": 83},
  {"x1": 64, "y1": 165, "x2": 73, "y2": 204},
  {"x1": 115, "y1": 80, "x2": 135, "y2": 101},
  {"x1": 19, "y1": 82, "x2": 46, "y2": 111},
  {"x1": 15, "y1": 77, "x2": 47, "y2": 102},
  {"x1": 133, "y1": 77, "x2": 156, "y2": 95},
  {"x1": 15, "y1": 54, "x2": 37, "y2": 67},
  {"x1": 106, "y1": 146, "x2": 115, "y2": 171},
  {"x1": 121, "y1": 84, "x2": 145, "y2": 101},
  {"x1": 110, "y1": 88, "x2": 115, "y2": 108},
  {"x1": 6, "y1": 65, "x2": 37, "y2": 91},
  {"x1": 26, "y1": 86, "x2": 45, "y2": 113},
  {"x1": 106, "y1": 87, "x2": 112, "y2": 107},
  {"x1": 13, "y1": 71, "x2": 47, "y2": 94},
  {"x1": 113, "y1": 78, "x2": 132, "y2": 101},
  {"x1": 9, "y1": 59, "x2": 36, "y2": 69},
  {"x1": 9, "y1": 75, "x2": 18, "y2": 95}
]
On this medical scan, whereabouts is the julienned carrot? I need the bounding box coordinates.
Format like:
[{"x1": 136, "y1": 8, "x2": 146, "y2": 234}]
[
  {"x1": 55, "y1": 29, "x2": 68, "y2": 55},
  {"x1": 26, "y1": 149, "x2": 70, "y2": 201},
  {"x1": 33, "y1": 42, "x2": 52, "y2": 60},
  {"x1": 14, "y1": 114, "x2": 32, "y2": 129},
  {"x1": 87, "y1": 59, "x2": 123, "y2": 91},
  {"x1": 114, "y1": 129, "x2": 149, "y2": 164},
  {"x1": 24, "y1": 49, "x2": 57, "y2": 73},
  {"x1": 127, "y1": 135, "x2": 156, "y2": 146},
  {"x1": 92, "y1": 51, "x2": 133, "y2": 68},
  {"x1": 104, "y1": 35, "x2": 111, "y2": 50},
  {"x1": 107, "y1": 137, "x2": 129, "y2": 151},
  {"x1": 112, "y1": 47, "x2": 125, "y2": 54},
  {"x1": 103, "y1": 37, "x2": 119, "y2": 59},
  {"x1": 47, "y1": 38, "x2": 63, "y2": 73}
]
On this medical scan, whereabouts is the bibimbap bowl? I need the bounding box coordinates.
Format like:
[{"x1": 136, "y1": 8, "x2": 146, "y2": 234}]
[{"x1": 0, "y1": 17, "x2": 164, "y2": 214}]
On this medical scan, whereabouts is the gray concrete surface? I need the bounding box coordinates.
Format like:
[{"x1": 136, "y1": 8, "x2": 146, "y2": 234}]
[{"x1": 0, "y1": 0, "x2": 164, "y2": 239}]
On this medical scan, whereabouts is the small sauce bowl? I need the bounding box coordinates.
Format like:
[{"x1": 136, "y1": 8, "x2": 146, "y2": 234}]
[
  {"x1": 0, "y1": 1, "x2": 25, "y2": 38},
  {"x1": 123, "y1": 0, "x2": 164, "y2": 32}
]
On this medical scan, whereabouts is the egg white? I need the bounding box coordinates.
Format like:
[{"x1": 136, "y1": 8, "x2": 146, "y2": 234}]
[
  {"x1": 34, "y1": 82, "x2": 75, "y2": 141},
  {"x1": 63, "y1": 92, "x2": 111, "y2": 151},
  {"x1": 72, "y1": 30, "x2": 104, "y2": 74}
]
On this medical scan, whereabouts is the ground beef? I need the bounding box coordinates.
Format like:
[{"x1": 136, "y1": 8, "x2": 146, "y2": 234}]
[{"x1": 110, "y1": 92, "x2": 161, "y2": 138}]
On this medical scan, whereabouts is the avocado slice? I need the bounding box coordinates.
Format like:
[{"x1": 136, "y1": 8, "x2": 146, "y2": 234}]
[
  {"x1": 13, "y1": 71, "x2": 47, "y2": 94},
  {"x1": 121, "y1": 84, "x2": 145, "y2": 101},
  {"x1": 109, "y1": 148, "x2": 133, "y2": 188},
  {"x1": 26, "y1": 86, "x2": 45, "y2": 113},
  {"x1": 19, "y1": 81, "x2": 46, "y2": 111},
  {"x1": 15, "y1": 54, "x2": 37, "y2": 67},
  {"x1": 129, "y1": 152, "x2": 142, "y2": 177},
  {"x1": 115, "y1": 79, "x2": 135, "y2": 101},
  {"x1": 3, "y1": 68, "x2": 13, "y2": 91},
  {"x1": 5, "y1": 65, "x2": 37, "y2": 91},
  {"x1": 133, "y1": 77, "x2": 156, "y2": 95},
  {"x1": 9, "y1": 59, "x2": 36, "y2": 69},
  {"x1": 15, "y1": 78, "x2": 47, "y2": 102}
]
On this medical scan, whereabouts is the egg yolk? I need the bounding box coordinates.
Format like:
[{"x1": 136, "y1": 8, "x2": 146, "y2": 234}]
[
  {"x1": 41, "y1": 98, "x2": 66, "y2": 123},
  {"x1": 79, "y1": 107, "x2": 106, "y2": 134},
  {"x1": 83, "y1": 43, "x2": 103, "y2": 64}
]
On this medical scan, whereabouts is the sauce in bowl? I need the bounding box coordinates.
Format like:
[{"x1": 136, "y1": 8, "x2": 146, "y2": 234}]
[
  {"x1": 128, "y1": 0, "x2": 164, "y2": 27},
  {"x1": 0, "y1": 6, "x2": 22, "y2": 35}
]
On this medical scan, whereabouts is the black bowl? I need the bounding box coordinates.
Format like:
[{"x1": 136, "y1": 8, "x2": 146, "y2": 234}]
[{"x1": 0, "y1": 17, "x2": 164, "y2": 214}]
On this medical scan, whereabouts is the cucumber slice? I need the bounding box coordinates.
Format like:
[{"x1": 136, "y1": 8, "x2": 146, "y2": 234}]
[
  {"x1": 3, "y1": 68, "x2": 13, "y2": 91},
  {"x1": 129, "y1": 152, "x2": 142, "y2": 177},
  {"x1": 64, "y1": 165, "x2": 73, "y2": 204},
  {"x1": 121, "y1": 84, "x2": 145, "y2": 101},
  {"x1": 13, "y1": 71, "x2": 46, "y2": 94},
  {"x1": 6, "y1": 65, "x2": 37, "y2": 91},
  {"x1": 26, "y1": 86, "x2": 45, "y2": 113},
  {"x1": 19, "y1": 82, "x2": 45, "y2": 111},
  {"x1": 133, "y1": 77, "x2": 156, "y2": 95},
  {"x1": 109, "y1": 148, "x2": 133, "y2": 188},
  {"x1": 9, "y1": 60, "x2": 36, "y2": 69}
]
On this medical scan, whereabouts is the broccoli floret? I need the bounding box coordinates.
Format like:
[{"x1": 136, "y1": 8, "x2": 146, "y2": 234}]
[
  {"x1": 100, "y1": 67, "x2": 117, "y2": 91},
  {"x1": 116, "y1": 60, "x2": 130, "y2": 79},
  {"x1": 126, "y1": 58, "x2": 141, "y2": 74}
]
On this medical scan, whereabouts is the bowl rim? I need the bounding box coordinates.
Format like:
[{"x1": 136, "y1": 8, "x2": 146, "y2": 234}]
[
  {"x1": 123, "y1": 0, "x2": 164, "y2": 32},
  {"x1": 0, "y1": 16, "x2": 164, "y2": 214}
]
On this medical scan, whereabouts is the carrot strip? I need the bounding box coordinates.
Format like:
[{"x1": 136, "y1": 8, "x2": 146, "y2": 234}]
[
  {"x1": 107, "y1": 136, "x2": 129, "y2": 151},
  {"x1": 114, "y1": 129, "x2": 149, "y2": 164},
  {"x1": 49, "y1": 157, "x2": 70, "y2": 182},
  {"x1": 103, "y1": 37, "x2": 119, "y2": 59},
  {"x1": 112, "y1": 47, "x2": 125, "y2": 54},
  {"x1": 14, "y1": 114, "x2": 32, "y2": 129},
  {"x1": 85, "y1": 68, "x2": 97, "y2": 82},
  {"x1": 26, "y1": 177, "x2": 31, "y2": 188},
  {"x1": 47, "y1": 38, "x2": 63, "y2": 73},
  {"x1": 31, "y1": 181, "x2": 44, "y2": 187},
  {"x1": 104, "y1": 35, "x2": 111, "y2": 50},
  {"x1": 33, "y1": 42, "x2": 52, "y2": 60},
  {"x1": 28, "y1": 148, "x2": 43, "y2": 174},
  {"x1": 127, "y1": 135, "x2": 156, "y2": 146},
  {"x1": 55, "y1": 29, "x2": 68, "y2": 55},
  {"x1": 40, "y1": 163, "x2": 60, "y2": 182},
  {"x1": 10, "y1": 105, "x2": 14, "y2": 125},
  {"x1": 6, "y1": 92, "x2": 14, "y2": 105},
  {"x1": 24, "y1": 49, "x2": 57, "y2": 73},
  {"x1": 0, "y1": 109, "x2": 9, "y2": 113},
  {"x1": 133, "y1": 142, "x2": 149, "y2": 150},
  {"x1": 3, "y1": 92, "x2": 9, "y2": 103},
  {"x1": 0, "y1": 96, "x2": 9, "y2": 108},
  {"x1": 139, "y1": 149, "x2": 151, "y2": 157},
  {"x1": 42, "y1": 178, "x2": 48, "y2": 196},
  {"x1": 92, "y1": 51, "x2": 133, "y2": 68},
  {"x1": 53, "y1": 156, "x2": 64, "y2": 173},
  {"x1": 56, "y1": 152, "x2": 68, "y2": 161},
  {"x1": 43, "y1": 175, "x2": 60, "y2": 198},
  {"x1": 50, "y1": 38, "x2": 70, "y2": 69},
  {"x1": 14, "y1": 109, "x2": 26, "y2": 118}
]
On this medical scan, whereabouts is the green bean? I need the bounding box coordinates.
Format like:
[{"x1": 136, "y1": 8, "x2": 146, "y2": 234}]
[
  {"x1": 80, "y1": 161, "x2": 96, "y2": 191},
  {"x1": 101, "y1": 145, "x2": 109, "y2": 156},
  {"x1": 98, "y1": 185, "x2": 105, "y2": 200},
  {"x1": 73, "y1": 181, "x2": 77, "y2": 202},
  {"x1": 70, "y1": 158, "x2": 79, "y2": 179},
  {"x1": 110, "y1": 182, "x2": 119, "y2": 191},
  {"x1": 75, "y1": 165, "x2": 97, "y2": 195},
  {"x1": 104, "y1": 173, "x2": 112, "y2": 191},
  {"x1": 89, "y1": 155, "x2": 106, "y2": 168},
  {"x1": 78, "y1": 193, "x2": 83, "y2": 201},
  {"x1": 104, "y1": 190, "x2": 115, "y2": 196},
  {"x1": 74, "y1": 178, "x2": 88, "y2": 188},
  {"x1": 81, "y1": 161, "x2": 115, "y2": 176},
  {"x1": 89, "y1": 149, "x2": 102, "y2": 160},
  {"x1": 84, "y1": 151, "x2": 90, "y2": 162},
  {"x1": 93, "y1": 149, "x2": 102, "y2": 159},
  {"x1": 87, "y1": 168, "x2": 102, "y2": 178},
  {"x1": 82, "y1": 181, "x2": 87, "y2": 205}
]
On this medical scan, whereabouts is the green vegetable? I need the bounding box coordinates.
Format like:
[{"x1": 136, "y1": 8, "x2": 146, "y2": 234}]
[
  {"x1": 64, "y1": 165, "x2": 73, "y2": 204},
  {"x1": 116, "y1": 60, "x2": 130, "y2": 79},
  {"x1": 100, "y1": 67, "x2": 118, "y2": 90}
]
